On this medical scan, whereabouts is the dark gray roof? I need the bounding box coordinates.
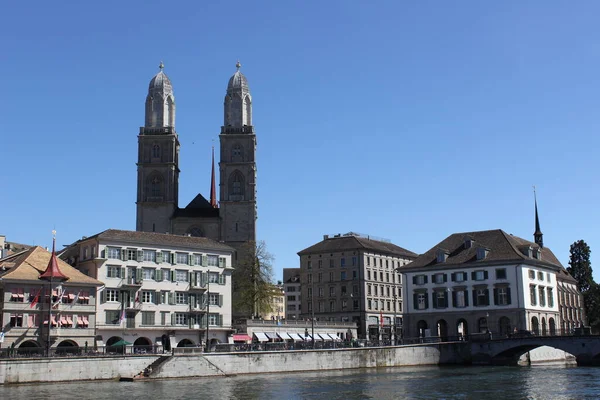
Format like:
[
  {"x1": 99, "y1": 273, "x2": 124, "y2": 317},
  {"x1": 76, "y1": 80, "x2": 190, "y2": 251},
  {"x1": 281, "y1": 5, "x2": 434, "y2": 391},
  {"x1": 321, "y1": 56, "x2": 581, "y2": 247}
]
[
  {"x1": 298, "y1": 235, "x2": 417, "y2": 259},
  {"x1": 76, "y1": 229, "x2": 233, "y2": 253},
  {"x1": 172, "y1": 194, "x2": 220, "y2": 218},
  {"x1": 402, "y1": 229, "x2": 563, "y2": 270}
]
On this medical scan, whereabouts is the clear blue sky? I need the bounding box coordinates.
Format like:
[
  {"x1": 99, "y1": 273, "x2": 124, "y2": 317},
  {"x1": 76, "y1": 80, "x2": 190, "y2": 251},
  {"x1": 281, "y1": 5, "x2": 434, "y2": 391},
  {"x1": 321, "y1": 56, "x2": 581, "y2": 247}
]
[{"x1": 3, "y1": 1, "x2": 599, "y2": 280}]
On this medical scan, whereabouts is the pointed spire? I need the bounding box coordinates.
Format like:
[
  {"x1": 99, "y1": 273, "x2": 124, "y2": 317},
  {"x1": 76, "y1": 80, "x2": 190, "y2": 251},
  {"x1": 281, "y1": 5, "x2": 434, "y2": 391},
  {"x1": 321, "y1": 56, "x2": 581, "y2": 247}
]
[
  {"x1": 533, "y1": 186, "x2": 543, "y2": 248},
  {"x1": 39, "y1": 230, "x2": 68, "y2": 281},
  {"x1": 210, "y1": 146, "x2": 218, "y2": 208}
]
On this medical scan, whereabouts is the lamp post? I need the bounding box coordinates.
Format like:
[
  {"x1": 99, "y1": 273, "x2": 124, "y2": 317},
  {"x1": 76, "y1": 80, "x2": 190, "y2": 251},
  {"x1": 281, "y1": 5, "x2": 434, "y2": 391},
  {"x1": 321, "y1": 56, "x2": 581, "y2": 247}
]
[
  {"x1": 205, "y1": 278, "x2": 210, "y2": 352},
  {"x1": 392, "y1": 292, "x2": 397, "y2": 346},
  {"x1": 311, "y1": 279, "x2": 315, "y2": 349}
]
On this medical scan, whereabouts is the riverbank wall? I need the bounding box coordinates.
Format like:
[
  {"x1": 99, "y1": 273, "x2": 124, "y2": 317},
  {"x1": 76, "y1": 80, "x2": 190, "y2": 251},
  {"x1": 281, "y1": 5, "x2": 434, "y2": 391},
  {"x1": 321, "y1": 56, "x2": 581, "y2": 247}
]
[{"x1": 0, "y1": 342, "x2": 470, "y2": 385}]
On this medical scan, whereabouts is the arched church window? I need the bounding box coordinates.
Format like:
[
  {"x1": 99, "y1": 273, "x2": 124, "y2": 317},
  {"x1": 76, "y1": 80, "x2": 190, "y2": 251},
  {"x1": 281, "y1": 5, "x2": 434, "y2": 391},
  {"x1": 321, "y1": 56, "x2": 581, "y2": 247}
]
[
  {"x1": 188, "y1": 227, "x2": 205, "y2": 237},
  {"x1": 229, "y1": 171, "x2": 244, "y2": 201},
  {"x1": 152, "y1": 144, "x2": 160, "y2": 159},
  {"x1": 149, "y1": 175, "x2": 162, "y2": 198}
]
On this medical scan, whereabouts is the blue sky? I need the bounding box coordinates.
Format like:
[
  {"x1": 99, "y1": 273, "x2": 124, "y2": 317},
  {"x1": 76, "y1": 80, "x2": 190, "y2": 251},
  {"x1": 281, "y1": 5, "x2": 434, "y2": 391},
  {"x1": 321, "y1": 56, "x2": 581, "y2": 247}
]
[{"x1": 3, "y1": 1, "x2": 599, "y2": 280}]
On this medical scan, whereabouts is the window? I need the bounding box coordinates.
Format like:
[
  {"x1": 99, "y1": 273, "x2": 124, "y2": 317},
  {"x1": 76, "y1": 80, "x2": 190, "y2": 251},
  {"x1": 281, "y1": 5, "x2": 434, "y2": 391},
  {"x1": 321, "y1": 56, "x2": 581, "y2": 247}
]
[
  {"x1": 175, "y1": 292, "x2": 188, "y2": 304},
  {"x1": 209, "y1": 293, "x2": 219, "y2": 306},
  {"x1": 175, "y1": 270, "x2": 188, "y2": 282},
  {"x1": 329, "y1": 287, "x2": 335, "y2": 296},
  {"x1": 539, "y1": 286, "x2": 546, "y2": 306},
  {"x1": 307, "y1": 261, "x2": 312, "y2": 269},
  {"x1": 175, "y1": 313, "x2": 188, "y2": 325},
  {"x1": 342, "y1": 299, "x2": 348, "y2": 310},
  {"x1": 433, "y1": 274, "x2": 446, "y2": 284},
  {"x1": 107, "y1": 247, "x2": 120, "y2": 259},
  {"x1": 10, "y1": 314, "x2": 23, "y2": 327},
  {"x1": 352, "y1": 256, "x2": 357, "y2": 266},
  {"x1": 307, "y1": 274, "x2": 312, "y2": 284},
  {"x1": 318, "y1": 287, "x2": 324, "y2": 297},
  {"x1": 207, "y1": 255, "x2": 219, "y2": 267},
  {"x1": 528, "y1": 270, "x2": 535, "y2": 279},
  {"x1": 547, "y1": 288, "x2": 554, "y2": 307},
  {"x1": 106, "y1": 265, "x2": 122, "y2": 278},
  {"x1": 307, "y1": 287, "x2": 312, "y2": 297},
  {"x1": 473, "y1": 270, "x2": 487, "y2": 281},
  {"x1": 152, "y1": 144, "x2": 160, "y2": 158},
  {"x1": 208, "y1": 314, "x2": 220, "y2": 326},
  {"x1": 367, "y1": 270, "x2": 371, "y2": 280},
  {"x1": 367, "y1": 257, "x2": 371, "y2": 266},
  {"x1": 353, "y1": 285, "x2": 359, "y2": 296},
  {"x1": 83, "y1": 247, "x2": 89, "y2": 260},
  {"x1": 329, "y1": 259, "x2": 334, "y2": 268},
  {"x1": 142, "y1": 311, "x2": 155, "y2": 325},
  {"x1": 329, "y1": 300, "x2": 335, "y2": 312},
  {"x1": 143, "y1": 250, "x2": 156, "y2": 262},
  {"x1": 341, "y1": 286, "x2": 347, "y2": 296},
  {"x1": 142, "y1": 268, "x2": 155, "y2": 280},
  {"x1": 318, "y1": 260, "x2": 322, "y2": 268},
  {"x1": 341, "y1": 271, "x2": 347, "y2": 281},
  {"x1": 434, "y1": 291, "x2": 447, "y2": 308},
  {"x1": 454, "y1": 291, "x2": 466, "y2": 308},
  {"x1": 374, "y1": 286, "x2": 378, "y2": 296},
  {"x1": 495, "y1": 287, "x2": 510, "y2": 305},
  {"x1": 105, "y1": 310, "x2": 120, "y2": 325},
  {"x1": 537, "y1": 272, "x2": 544, "y2": 281},
  {"x1": 367, "y1": 285, "x2": 372, "y2": 295},
  {"x1": 10, "y1": 288, "x2": 24, "y2": 302},
  {"x1": 127, "y1": 249, "x2": 137, "y2": 261},
  {"x1": 341, "y1": 258, "x2": 346, "y2": 268},
  {"x1": 547, "y1": 273, "x2": 551, "y2": 283},
  {"x1": 318, "y1": 273, "x2": 323, "y2": 282},
  {"x1": 353, "y1": 299, "x2": 359, "y2": 310},
  {"x1": 380, "y1": 272, "x2": 383, "y2": 281},
  {"x1": 453, "y1": 272, "x2": 466, "y2": 283},
  {"x1": 329, "y1": 272, "x2": 334, "y2": 282},
  {"x1": 141, "y1": 291, "x2": 154, "y2": 303},
  {"x1": 176, "y1": 253, "x2": 189, "y2": 265},
  {"x1": 353, "y1": 271, "x2": 358, "y2": 280},
  {"x1": 287, "y1": 304, "x2": 296, "y2": 311},
  {"x1": 530, "y1": 285, "x2": 537, "y2": 305},
  {"x1": 162, "y1": 251, "x2": 171, "y2": 264},
  {"x1": 414, "y1": 275, "x2": 427, "y2": 285},
  {"x1": 105, "y1": 289, "x2": 120, "y2": 302},
  {"x1": 417, "y1": 293, "x2": 427, "y2": 310},
  {"x1": 475, "y1": 289, "x2": 489, "y2": 306},
  {"x1": 287, "y1": 295, "x2": 296, "y2": 301},
  {"x1": 495, "y1": 269, "x2": 507, "y2": 280}
]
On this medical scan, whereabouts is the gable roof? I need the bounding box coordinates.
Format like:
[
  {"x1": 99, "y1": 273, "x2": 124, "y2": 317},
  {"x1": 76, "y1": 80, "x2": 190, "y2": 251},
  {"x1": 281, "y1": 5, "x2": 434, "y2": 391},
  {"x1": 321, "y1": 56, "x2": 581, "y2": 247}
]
[
  {"x1": 74, "y1": 229, "x2": 233, "y2": 253},
  {"x1": 298, "y1": 235, "x2": 417, "y2": 259},
  {"x1": 172, "y1": 194, "x2": 220, "y2": 218},
  {"x1": 402, "y1": 229, "x2": 563, "y2": 271},
  {"x1": 0, "y1": 246, "x2": 102, "y2": 286}
]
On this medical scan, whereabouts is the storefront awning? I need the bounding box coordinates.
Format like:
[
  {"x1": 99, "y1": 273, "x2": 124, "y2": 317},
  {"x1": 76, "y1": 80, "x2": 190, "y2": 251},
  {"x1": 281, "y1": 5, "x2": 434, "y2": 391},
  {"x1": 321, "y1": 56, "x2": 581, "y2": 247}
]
[
  {"x1": 278, "y1": 332, "x2": 293, "y2": 340},
  {"x1": 289, "y1": 333, "x2": 305, "y2": 341},
  {"x1": 326, "y1": 333, "x2": 340, "y2": 341},
  {"x1": 265, "y1": 332, "x2": 279, "y2": 340},
  {"x1": 253, "y1": 332, "x2": 269, "y2": 342},
  {"x1": 233, "y1": 334, "x2": 252, "y2": 342}
]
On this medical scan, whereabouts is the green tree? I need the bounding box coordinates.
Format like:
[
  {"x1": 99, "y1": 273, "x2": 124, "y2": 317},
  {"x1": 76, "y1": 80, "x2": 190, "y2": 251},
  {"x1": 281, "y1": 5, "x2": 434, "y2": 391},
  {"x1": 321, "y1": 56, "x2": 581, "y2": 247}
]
[
  {"x1": 584, "y1": 283, "x2": 600, "y2": 327},
  {"x1": 232, "y1": 240, "x2": 279, "y2": 318},
  {"x1": 567, "y1": 240, "x2": 593, "y2": 293}
]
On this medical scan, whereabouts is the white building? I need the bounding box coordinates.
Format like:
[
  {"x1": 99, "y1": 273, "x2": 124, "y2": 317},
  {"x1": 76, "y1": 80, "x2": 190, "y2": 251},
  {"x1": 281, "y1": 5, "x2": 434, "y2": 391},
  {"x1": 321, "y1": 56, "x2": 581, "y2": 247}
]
[
  {"x1": 61, "y1": 229, "x2": 234, "y2": 350},
  {"x1": 400, "y1": 229, "x2": 567, "y2": 339}
]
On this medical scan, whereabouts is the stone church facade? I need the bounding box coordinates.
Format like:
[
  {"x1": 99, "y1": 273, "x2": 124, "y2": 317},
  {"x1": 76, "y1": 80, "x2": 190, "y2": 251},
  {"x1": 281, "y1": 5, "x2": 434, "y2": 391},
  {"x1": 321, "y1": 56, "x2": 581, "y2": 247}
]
[{"x1": 135, "y1": 61, "x2": 257, "y2": 261}]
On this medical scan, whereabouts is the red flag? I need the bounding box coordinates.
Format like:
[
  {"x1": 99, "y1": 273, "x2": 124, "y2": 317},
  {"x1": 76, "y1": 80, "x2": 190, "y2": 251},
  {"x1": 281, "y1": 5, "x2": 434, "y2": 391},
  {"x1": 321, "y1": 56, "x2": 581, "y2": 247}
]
[
  {"x1": 135, "y1": 292, "x2": 140, "y2": 304},
  {"x1": 30, "y1": 288, "x2": 42, "y2": 308}
]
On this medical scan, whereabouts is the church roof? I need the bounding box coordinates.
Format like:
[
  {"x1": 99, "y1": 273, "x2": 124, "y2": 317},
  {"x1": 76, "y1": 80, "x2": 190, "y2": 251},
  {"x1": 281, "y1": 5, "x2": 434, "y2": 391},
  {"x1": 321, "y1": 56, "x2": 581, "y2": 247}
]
[
  {"x1": 148, "y1": 62, "x2": 172, "y2": 93},
  {"x1": 0, "y1": 246, "x2": 102, "y2": 286},
  {"x1": 172, "y1": 193, "x2": 220, "y2": 218},
  {"x1": 227, "y1": 61, "x2": 249, "y2": 93},
  {"x1": 186, "y1": 193, "x2": 214, "y2": 209},
  {"x1": 298, "y1": 235, "x2": 418, "y2": 259},
  {"x1": 402, "y1": 229, "x2": 563, "y2": 271}
]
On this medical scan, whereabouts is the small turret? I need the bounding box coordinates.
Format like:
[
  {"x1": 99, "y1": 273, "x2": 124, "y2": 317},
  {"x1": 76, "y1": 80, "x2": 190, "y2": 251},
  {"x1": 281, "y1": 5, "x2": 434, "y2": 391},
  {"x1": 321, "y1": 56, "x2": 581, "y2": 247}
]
[{"x1": 145, "y1": 61, "x2": 176, "y2": 128}]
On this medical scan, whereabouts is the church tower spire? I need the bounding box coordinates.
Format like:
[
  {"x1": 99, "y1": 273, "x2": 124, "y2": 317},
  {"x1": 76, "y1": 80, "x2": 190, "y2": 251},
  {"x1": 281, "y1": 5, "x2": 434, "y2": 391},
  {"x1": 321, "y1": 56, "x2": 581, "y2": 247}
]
[
  {"x1": 136, "y1": 62, "x2": 180, "y2": 234},
  {"x1": 210, "y1": 146, "x2": 217, "y2": 208},
  {"x1": 533, "y1": 186, "x2": 543, "y2": 248}
]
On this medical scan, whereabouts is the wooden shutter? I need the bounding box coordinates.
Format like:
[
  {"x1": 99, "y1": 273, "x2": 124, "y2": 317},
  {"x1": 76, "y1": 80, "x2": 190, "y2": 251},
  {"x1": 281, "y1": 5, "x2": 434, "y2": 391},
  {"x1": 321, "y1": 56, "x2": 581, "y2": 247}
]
[
  {"x1": 155, "y1": 291, "x2": 160, "y2": 305},
  {"x1": 485, "y1": 289, "x2": 490, "y2": 306},
  {"x1": 121, "y1": 249, "x2": 127, "y2": 261},
  {"x1": 424, "y1": 275, "x2": 428, "y2": 284},
  {"x1": 218, "y1": 314, "x2": 223, "y2": 327},
  {"x1": 169, "y1": 292, "x2": 175, "y2": 305},
  {"x1": 451, "y1": 273, "x2": 455, "y2": 282},
  {"x1": 156, "y1": 252, "x2": 163, "y2": 263},
  {"x1": 200, "y1": 255, "x2": 207, "y2": 267},
  {"x1": 507, "y1": 288, "x2": 512, "y2": 305},
  {"x1": 443, "y1": 274, "x2": 448, "y2": 283},
  {"x1": 170, "y1": 253, "x2": 175, "y2": 265},
  {"x1": 219, "y1": 295, "x2": 224, "y2": 307},
  {"x1": 120, "y1": 267, "x2": 125, "y2": 280},
  {"x1": 444, "y1": 291, "x2": 448, "y2": 308},
  {"x1": 463, "y1": 272, "x2": 468, "y2": 281},
  {"x1": 484, "y1": 271, "x2": 489, "y2": 280},
  {"x1": 171, "y1": 270, "x2": 175, "y2": 282},
  {"x1": 219, "y1": 274, "x2": 225, "y2": 285},
  {"x1": 100, "y1": 289, "x2": 106, "y2": 304},
  {"x1": 493, "y1": 288, "x2": 498, "y2": 305},
  {"x1": 137, "y1": 250, "x2": 143, "y2": 262},
  {"x1": 202, "y1": 272, "x2": 208, "y2": 287},
  {"x1": 472, "y1": 290, "x2": 477, "y2": 306},
  {"x1": 101, "y1": 249, "x2": 106, "y2": 258},
  {"x1": 171, "y1": 313, "x2": 176, "y2": 326},
  {"x1": 471, "y1": 272, "x2": 476, "y2": 280},
  {"x1": 452, "y1": 291, "x2": 457, "y2": 307},
  {"x1": 431, "y1": 292, "x2": 436, "y2": 309},
  {"x1": 424, "y1": 293, "x2": 429, "y2": 309},
  {"x1": 464, "y1": 290, "x2": 469, "y2": 307},
  {"x1": 188, "y1": 254, "x2": 193, "y2": 266},
  {"x1": 413, "y1": 293, "x2": 418, "y2": 309},
  {"x1": 412, "y1": 276, "x2": 417, "y2": 284},
  {"x1": 219, "y1": 257, "x2": 226, "y2": 268}
]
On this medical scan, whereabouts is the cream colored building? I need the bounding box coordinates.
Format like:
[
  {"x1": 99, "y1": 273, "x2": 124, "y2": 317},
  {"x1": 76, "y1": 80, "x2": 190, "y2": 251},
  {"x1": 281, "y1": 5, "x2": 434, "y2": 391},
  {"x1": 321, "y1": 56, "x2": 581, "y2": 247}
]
[
  {"x1": 61, "y1": 229, "x2": 234, "y2": 350},
  {"x1": 0, "y1": 245, "x2": 102, "y2": 353},
  {"x1": 262, "y1": 284, "x2": 285, "y2": 321}
]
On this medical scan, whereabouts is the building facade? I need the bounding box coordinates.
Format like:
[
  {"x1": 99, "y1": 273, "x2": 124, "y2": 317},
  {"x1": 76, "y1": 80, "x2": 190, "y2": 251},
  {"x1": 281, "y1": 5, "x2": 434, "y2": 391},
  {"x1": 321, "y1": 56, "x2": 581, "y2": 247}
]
[
  {"x1": 556, "y1": 269, "x2": 585, "y2": 333},
  {"x1": 61, "y1": 229, "x2": 234, "y2": 350},
  {"x1": 298, "y1": 232, "x2": 417, "y2": 340},
  {"x1": 262, "y1": 284, "x2": 285, "y2": 321},
  {"x1": 283, "y1": 268, "x2": 301, "y2": 320},
  {"x1": 400, "y1": 229, "x2": 569, "y2": 339},
  {"x1": 135, "y1": 62, "x2": 257, "y2": 264},
  {"x1": 0, "y1": 245, "x2": 102, "y2": 353}
]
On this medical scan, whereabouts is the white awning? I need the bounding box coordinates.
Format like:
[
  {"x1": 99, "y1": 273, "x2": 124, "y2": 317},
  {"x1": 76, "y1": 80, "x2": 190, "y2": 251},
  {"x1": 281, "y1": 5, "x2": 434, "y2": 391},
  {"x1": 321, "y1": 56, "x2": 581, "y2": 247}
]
[
  {"x1": 307, "y1": 334, "x2": 323, "y2": 341},
  {"x1": 253, "y1": 332, "x2": 269, "y2": 342},
  {"x1": 265, "y1": 332, "x2": 279, "y2": 340},
  {"x1": 327, "y1": 333, "x2": 341, "y2": 341},
  {"x1": 289, "y1": 333, "x2": 305, "y2": 341},
  {"x1": 317, "y1": 333, "x2": 331, "y2": 341},
  {"x1": 278, "y1": 332, "x2": 293, "y2": 340}
]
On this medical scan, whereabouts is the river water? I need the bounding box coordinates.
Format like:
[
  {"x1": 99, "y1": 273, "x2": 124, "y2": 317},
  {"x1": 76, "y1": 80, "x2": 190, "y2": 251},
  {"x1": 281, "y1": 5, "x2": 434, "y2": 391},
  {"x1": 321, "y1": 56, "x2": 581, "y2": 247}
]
[{"x1": 1, "y1": 365, "x2": 599, "y2": 399}]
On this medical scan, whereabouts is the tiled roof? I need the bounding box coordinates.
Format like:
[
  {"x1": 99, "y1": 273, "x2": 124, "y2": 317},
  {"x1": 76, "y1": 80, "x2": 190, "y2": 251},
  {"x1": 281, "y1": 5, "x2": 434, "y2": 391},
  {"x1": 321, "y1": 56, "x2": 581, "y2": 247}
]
[
  {"x1": 0, "y1": 247, "x2": 102, "y2": 285},
  {"x1": 80, "y1": 229, "x2": 233, "y2": 252},
  {"x1": 402, "y1": 229, "x2": 563, "y2": 270},
  {"x1": 298, "y1": 235, "x2": 418, "y2": 259}
]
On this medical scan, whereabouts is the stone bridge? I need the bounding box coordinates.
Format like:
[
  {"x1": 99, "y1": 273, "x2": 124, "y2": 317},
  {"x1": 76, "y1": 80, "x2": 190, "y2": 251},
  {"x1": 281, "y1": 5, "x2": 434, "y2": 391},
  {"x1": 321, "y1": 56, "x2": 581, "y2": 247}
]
[{"x1": 470, "y1": 335, "x2": 600, "y2": 366}]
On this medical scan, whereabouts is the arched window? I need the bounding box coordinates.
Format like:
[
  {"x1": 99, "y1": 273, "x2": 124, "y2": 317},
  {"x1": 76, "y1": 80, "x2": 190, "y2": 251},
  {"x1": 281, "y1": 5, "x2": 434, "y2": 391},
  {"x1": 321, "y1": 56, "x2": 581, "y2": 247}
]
[
  {"x1": 531, "y1": 316, "x2": 539, "y2": 335},
  {"x1": 188, "y1": 227, "x2": 205, "y2": 237},
  {"x1": 478, "y1": 317, "x2": 488, "y2": 333},
  {"x1": 229, "y1": 170, "x2": 244, "y2": 200},
  {"x1": 152, "y1": 144, "x2": 160, "y2": 159},
  {"x1": 147, "y1": 173, "x2": 163, "y2": 200}
]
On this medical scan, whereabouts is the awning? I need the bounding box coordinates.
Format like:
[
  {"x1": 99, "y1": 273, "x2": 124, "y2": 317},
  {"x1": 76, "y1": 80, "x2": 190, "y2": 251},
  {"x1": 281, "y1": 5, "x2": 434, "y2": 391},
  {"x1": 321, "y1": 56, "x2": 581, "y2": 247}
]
[
  {"x1": 265, "y1": 332, "x2": 279, "y2": 340},
  {"x1": 253, "y1": 332, "x2": 269, "y2": 342},
  {"x1": 233, "y1": 334, "x2": 252, "y2": 342},
  {"x1": 325, "y1": 333, "x2": 338, "y2": 341},
  {"x1": 278, "y1": 332, "x2": 293, "y2": 340},
  {"x1": 289, "y1": 333, "x2": 305, "y2": 341},
  {"x1": 307, "y1": 334, "x2": 323, "y2": 341},
  {"x1": 77, "y1": 317, "x2": 84, "y2": 325}
]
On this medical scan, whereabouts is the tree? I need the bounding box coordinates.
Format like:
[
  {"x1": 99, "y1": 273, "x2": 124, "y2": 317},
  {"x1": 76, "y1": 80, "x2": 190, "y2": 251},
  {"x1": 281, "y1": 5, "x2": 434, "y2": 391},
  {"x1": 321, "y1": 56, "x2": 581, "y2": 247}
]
[
  {"x1": 567, "y1": 240, "x2": 593, "y2": 293},
  {"x1": 232, "y1": 240, "x2": 279, "y2": 318},
  {"x1": 584, "y1": 283, "x2": 600, "y2": 328}
]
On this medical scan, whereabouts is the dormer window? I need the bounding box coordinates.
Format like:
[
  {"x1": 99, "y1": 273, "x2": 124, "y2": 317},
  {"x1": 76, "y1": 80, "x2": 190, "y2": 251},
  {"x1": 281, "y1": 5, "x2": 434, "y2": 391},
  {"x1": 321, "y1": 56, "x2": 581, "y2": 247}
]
[
  {"x1": 533, "y1": 248, "x2": 542, "y2": 260},
  {"x1": 464, "y1": 236, "x2": 474, "y2": 249},
  {"x1": 476, "y1": 247, "x2": 489, "y2": 260},
  {"x1": 519, "y1": 245, "x2": 533, "y2": 258},
  {"x1": 436, "y1": 249, "x2": 449, "y2": 263}
]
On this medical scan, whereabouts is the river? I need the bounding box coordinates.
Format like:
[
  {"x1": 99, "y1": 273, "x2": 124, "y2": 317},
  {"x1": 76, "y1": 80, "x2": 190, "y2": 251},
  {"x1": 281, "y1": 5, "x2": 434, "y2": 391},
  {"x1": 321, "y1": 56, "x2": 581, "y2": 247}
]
[{"x1": 1, "y1": 365, "x2": 599, "y2": 399}]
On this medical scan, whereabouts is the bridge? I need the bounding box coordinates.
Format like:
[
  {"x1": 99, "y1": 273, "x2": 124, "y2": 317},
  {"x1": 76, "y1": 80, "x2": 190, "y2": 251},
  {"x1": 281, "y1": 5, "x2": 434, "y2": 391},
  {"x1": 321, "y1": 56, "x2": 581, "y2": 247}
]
[{"x1": 469, "y1": 335, "x2": 600, "y2": 366}]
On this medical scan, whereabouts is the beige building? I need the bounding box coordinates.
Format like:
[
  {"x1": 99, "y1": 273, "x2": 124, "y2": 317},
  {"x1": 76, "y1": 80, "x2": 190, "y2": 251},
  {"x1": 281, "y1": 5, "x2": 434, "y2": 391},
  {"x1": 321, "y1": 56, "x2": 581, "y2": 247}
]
[
  {"x1": 556, "y1": 269, "x2": 585, "y2": 333},
  {"x1": 0, "y1": 244, "x2": 102, "y2": 354},
  {"x1": 262, "y1": 284, "x2": 285, "y2": 321},
  {"x1": 298, "y1": 232, "x2": 417, "y2": 340},
  {"x1": 61, "y1": 229, "x2": 234, "y2": 350}
]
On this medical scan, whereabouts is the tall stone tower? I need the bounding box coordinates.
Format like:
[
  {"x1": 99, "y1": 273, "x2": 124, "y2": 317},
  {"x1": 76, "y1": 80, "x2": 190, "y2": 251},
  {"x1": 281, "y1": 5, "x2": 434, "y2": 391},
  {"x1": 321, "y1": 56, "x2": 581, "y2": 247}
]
[
  {"x1": 136, "y1": 62, "x2": 180, "y2": 234},
  {"x1": 219, "y1": 61, "x2": 257, "y2": 258}
]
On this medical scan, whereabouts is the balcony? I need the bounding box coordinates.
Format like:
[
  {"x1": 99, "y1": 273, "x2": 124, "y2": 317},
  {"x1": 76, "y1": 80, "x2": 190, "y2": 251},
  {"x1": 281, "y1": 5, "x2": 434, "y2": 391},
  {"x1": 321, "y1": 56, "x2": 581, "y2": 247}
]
[
  {"x1": 189, "y1": 305, "x2": 207, "y2": 313},
  {"x1": 120, "y1": 277, "x2": 142, "y2": 288},
  {"x1": 125, "y1": 302, "x2": 143, "y2": 312},
  {"x1": 188, "y1": 282, "x2": 207, "y2": 292}
]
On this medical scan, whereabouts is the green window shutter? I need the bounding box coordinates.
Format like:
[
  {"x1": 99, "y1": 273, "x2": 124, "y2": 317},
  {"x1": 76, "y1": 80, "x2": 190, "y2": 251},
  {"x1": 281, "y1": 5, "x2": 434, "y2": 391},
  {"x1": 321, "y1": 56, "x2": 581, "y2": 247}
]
[
  {"x1": 169, "y1": 292, "x2": 175, "y2": 305},
  {"x1": 218, "y1": 314, "x2": 223, "y2": 327},
  {"x1": 171, "y1": 313, "x2": 175, "y2": 326},
  {"x1": 101, "y1": 249, "x2": 106, "y2": 258},
  {"x1": 170, "y1": 253, "x2": 175, "y2": 265},
  {"x1": 451, "y1": 273, "x2": 455, "y2": 282},
  {"x1": 121, "y1": 267, "x2": 125, "y2": 279},
  {"x1": 155, "y1": 291, "x2": 160, "y2": 305},
  {"x1": 413, "y1": 293, "x2": 418, "y2": 309},
  {"x1": 188, "y1": 254, "x2": 193, "y2": 266},
  {"x1": 100, "y1": 289, "x2": 106, "y2": 304},
  {"x1": 219, "y1": 294, "x2": 224, "y2": 307},
  {"x1": 424, "y1": 275, "x2": 428, "y2": 284},
  {"x1": 156, "y1": 252, "x2": 163, "y2": 263},
  {"x1": 431, "y1": 292, "x2": 436, "y2": 309},
  {"x1": 189, "y1": 272, "x2": 193, "y2": 284},
  {"x1": 155, "y1": 269, "x2": 161, "y2": 282},
  {"x1": 219, "y1": 274, "x2": 225, "y2": 285},
  {"x1": 472, "y1": 290, "x2": 477, "y2": 306},
  {"x1": 171, "y1": 270, "x2": 175, "y2": 282},
  {"x1": 464, "y1": 290, "x2": 469, "y2": 307},
  {"x1": 136, "y1": 268, "x2": 142, "y2": 283},
  {"x1": 484, "y1": 271, "x2": 489, "y2": 280},
  {"x1": 463, "y1": 272, "x2": 468, "y2": 281},
  {"x1": 219, "y1": 257, "x2": 226, "y2": 268},
  {"x1": 202, "y1": 272, "x2": 208, "y2": 287},
  {"x1": 412, "y1": 276, "x2": 417, "y2": 284},
  {"x1": 493, "y1": 288, "x2": 498, "y2": 305},
  {"x1": 121, "y1": 249, "x2": 127, "y2": 261},
  {"x1": 451, "y1": 291, "x2": 456, "y2": 307},
  {"x1": 485, "y1": 289, "x2": 490, "y2": 306},
  {"x1": 424, "y1": 293, "x2": 429, "y2": 309},
  {"x1": 443, "y1": 274, "x2": 447, "y2": 283},
  {"x1": 137, "y1": 250, "x2": 143, "y2": 262},
  {"x1": 507, "y1": 288, "x2": 512, "y2": 305},
  {"x1": 444, "y1": 291, "x2": 448, "y2": 307},
  {"x1": 471, "y1": 272, "x2": 476, "y2": 280},
  {"x1": 202, "y1": 255, "x2": 208, "y2": 267}
]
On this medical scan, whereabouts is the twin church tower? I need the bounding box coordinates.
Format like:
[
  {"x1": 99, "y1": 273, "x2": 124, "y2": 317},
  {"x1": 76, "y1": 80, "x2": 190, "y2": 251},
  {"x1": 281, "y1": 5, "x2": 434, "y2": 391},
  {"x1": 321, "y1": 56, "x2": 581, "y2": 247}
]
[{"x1": 135, "y1": 62, "x2": 257, "y2": 257}]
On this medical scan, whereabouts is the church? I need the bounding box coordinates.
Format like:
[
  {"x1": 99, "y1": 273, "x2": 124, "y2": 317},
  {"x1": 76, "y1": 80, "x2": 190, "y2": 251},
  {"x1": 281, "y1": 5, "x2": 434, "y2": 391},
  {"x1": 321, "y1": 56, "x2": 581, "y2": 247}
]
[{"x1": 135, "y1": 61, "x2": 257, "y2": 259}]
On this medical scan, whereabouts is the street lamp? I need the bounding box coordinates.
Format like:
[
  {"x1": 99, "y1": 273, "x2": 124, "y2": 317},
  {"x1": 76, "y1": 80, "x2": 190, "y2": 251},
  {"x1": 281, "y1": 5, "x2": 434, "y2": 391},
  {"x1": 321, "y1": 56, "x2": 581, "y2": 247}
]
[
  {"x1": 311, "y1": 279, "x2": 315, "y2": 349},
  {"x1": 392, "y1": 292, "x2": 397, "y2": 345}
]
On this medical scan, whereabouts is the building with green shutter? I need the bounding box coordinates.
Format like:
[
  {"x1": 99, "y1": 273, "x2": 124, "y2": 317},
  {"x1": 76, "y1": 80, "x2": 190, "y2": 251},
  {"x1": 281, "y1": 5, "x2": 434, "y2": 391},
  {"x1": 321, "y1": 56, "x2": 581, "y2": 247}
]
[{"x1": 60, "y1": 229, "x2": 234, "y2": 351}]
